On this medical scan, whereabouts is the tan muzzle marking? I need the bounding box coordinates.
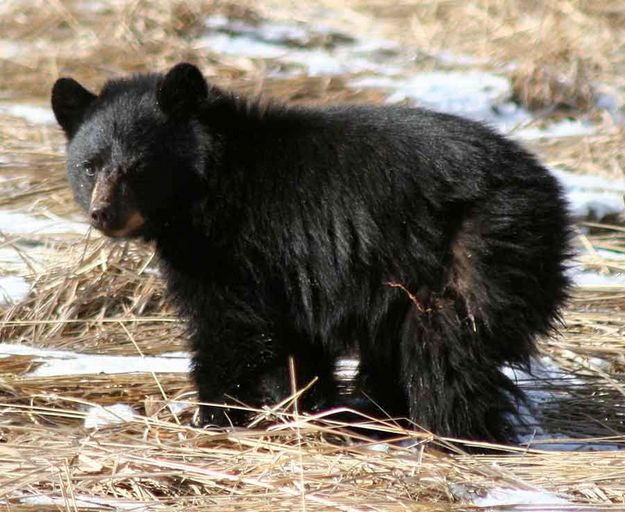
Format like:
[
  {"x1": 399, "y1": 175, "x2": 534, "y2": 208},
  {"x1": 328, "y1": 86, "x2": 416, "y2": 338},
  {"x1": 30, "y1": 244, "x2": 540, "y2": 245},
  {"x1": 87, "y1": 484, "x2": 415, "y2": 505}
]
[{"x1": 106, "y1": 210, "x2": 146, "y2": 237}]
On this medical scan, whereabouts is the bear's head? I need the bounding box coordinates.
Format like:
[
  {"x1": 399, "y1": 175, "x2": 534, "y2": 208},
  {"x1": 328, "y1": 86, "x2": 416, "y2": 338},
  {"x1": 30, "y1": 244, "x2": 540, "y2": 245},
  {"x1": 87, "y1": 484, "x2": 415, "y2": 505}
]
[{"x1": 51, "y1": 63, "x2": 214, "y2": 239}]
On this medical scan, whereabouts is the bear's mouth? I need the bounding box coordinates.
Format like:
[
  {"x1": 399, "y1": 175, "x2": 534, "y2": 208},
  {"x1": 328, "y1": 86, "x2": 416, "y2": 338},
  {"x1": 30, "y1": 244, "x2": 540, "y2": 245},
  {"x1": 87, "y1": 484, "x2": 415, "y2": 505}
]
[{"x1": 96, "y1": 210, "x2": 146, "y2": 238}]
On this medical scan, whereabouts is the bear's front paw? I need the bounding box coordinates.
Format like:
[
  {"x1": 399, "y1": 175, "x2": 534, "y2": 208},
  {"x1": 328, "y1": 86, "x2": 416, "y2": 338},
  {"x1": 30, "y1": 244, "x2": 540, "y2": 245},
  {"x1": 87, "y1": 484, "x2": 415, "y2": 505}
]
[{"x1": 196, "y1": 404, "x2": 248, "y2": 428}]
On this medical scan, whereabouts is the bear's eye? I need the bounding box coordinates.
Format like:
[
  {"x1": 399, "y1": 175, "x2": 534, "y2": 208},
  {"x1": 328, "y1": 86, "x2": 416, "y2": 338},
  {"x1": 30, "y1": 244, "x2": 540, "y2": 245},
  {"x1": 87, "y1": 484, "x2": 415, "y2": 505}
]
[{"x1": 83, "y1": 162, "x2": 96, "y2": 177}]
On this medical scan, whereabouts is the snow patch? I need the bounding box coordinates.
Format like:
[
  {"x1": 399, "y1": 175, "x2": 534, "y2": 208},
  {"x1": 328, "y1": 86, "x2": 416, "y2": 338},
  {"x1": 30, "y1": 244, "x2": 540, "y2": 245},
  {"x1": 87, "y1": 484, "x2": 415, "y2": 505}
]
[
  {"x1": 0, "y1": 103, "x2": 56, "y2": 124},
  {"x1": 0, "y1": 275, "x2": 30, "y2": 305},
  {"x1": 594, "y1": 249, "x2": 625, "y2": 261},
  {"x1": 205, "y1": 15, "x2": 312, "y2": 45},
  {"x1": 198, "y1": 31, "x2": 288, "y2": 59},
  {"x1": 433, "y1": 50, "x2": 488, "y2": 67},
  {"x1": 505, "y1": 357, "x2": 623, "y2": 451},
  {"x1": 550, "y1": 168, "x2": 625, "y2": 221},
  {"x1": 0, "y1": 343, "x2": 190, "y2": 377},
  {"x1": 198, "y1": 14, "x2": 609, "y2": 143},
  {"x1": 353, "y1": 74, "x2": 599, "y2": 142},
  {"x1": 503, "y1": 357, "x2": 575, "y2": 442},
  {"x1": 569, "y1": 269, "x2": 625, "y2": 287},
  {"x1": 15, "y1": 494, "x2": 147, "y2": 510},
  {"x1": 0, "y1": 210, "x2": 88, "y2": 235},
  {"x1": 167, "y1": 400, "x2": 192, "y2": 415},
  {"x1": 514, "y1": 118, "x2": 595, "y2": 140},
  {"x1": 84, "y1": 403, "x2": 136, "y2": 429},
  {"x1": 473, "y1": 488, "x2": 570, "y2": 508},
  {"x1": 79, "y1": 1, "x2": 114, "y2": 14},
  {"x1": 0, "y1": 39, "x2": 20, "y2": 59},
  {"x1": 198, "y1": 15, "x2": 402, "y2": 77},
  {"x1": 352, "y1": 72, "x2": 531, "y2": 133}
]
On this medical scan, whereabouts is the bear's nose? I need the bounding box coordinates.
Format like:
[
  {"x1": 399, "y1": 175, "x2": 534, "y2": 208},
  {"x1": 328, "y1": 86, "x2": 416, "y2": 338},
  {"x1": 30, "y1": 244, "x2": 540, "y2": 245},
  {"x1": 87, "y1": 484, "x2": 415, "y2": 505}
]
[{"x1": 90, "y1": 205, "x2": 111, "y2": 229}]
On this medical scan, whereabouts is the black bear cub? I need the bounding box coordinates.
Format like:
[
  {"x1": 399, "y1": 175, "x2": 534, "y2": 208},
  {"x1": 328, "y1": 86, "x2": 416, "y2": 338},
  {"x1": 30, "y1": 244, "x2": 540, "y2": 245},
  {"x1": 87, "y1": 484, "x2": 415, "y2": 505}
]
[{"x1": 51, "y1": 62, "x2": 571, "y2": 443}]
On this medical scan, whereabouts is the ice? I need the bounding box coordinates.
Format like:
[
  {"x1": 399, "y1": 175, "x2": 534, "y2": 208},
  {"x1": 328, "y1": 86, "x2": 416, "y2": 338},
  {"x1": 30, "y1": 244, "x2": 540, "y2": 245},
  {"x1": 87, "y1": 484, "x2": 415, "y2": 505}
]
[{"x1": 0, "y1": 343, "x2": 190, "y2": 377}]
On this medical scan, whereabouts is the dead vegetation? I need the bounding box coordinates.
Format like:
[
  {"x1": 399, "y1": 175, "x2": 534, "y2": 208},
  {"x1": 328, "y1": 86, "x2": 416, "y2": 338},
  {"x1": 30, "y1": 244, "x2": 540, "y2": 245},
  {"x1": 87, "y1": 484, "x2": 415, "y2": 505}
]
[
  {"x1": 349, "y1": 0, "x2": 625, "y2": 116},
  {"x1": 1, "y1": 0, "x2": 625, "y2": 509}
]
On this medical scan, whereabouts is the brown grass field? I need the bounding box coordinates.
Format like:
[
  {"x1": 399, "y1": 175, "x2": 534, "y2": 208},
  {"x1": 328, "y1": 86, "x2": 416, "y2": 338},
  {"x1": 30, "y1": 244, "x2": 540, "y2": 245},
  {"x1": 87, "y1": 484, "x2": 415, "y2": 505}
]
[{"x1": 1, "y1": 0, "x2": 625, "y2": 509}]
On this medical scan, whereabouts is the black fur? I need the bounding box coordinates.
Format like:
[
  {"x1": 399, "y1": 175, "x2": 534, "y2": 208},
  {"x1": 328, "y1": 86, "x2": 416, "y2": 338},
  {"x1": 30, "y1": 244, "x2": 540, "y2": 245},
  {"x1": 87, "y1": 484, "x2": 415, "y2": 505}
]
[{"x1": 51, "y1": 63, "x2": 571, "y2": 443}]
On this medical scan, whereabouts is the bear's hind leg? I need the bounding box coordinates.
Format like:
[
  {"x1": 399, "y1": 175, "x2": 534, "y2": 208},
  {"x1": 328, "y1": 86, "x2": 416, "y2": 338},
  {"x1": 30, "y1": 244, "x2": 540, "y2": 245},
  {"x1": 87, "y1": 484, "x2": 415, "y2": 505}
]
[
  {"x1": 391, "y1": 192, "x2": 568, "y2": 443},
  {"x1": 396, "y1": 300, "x2": 523, "y2": 442}
]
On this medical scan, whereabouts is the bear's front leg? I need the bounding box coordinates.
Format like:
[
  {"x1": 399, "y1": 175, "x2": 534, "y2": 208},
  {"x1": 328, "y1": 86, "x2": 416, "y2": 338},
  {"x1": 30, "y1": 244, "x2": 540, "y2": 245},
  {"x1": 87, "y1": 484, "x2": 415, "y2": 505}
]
[{"x1": 190, "y1": 326, "x2": 286, "y2": 428}]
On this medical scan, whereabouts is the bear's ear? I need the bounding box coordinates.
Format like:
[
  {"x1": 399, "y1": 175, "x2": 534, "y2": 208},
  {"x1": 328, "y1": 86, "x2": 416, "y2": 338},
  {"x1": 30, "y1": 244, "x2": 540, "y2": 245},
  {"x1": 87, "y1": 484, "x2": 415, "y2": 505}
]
[
  {"x1": 51, "y1": 77, "x2": 97, "y2": 138},
  {"x1": 157, "y1": 62, "x2": 209, "y2": 118}
]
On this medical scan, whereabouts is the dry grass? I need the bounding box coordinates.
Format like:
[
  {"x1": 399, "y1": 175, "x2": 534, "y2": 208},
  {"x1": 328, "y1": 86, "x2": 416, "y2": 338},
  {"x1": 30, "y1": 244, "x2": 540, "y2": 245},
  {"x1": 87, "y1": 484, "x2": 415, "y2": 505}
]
[
  {"x1": 526, "y1": 126, "x2": 625, "y2": 181},
  {"x1": 347, "y1": 0, "x2": 625, "y2": 115},
  {"x1": 1, "y1": 0, "x2": 625, "y2": 509}
]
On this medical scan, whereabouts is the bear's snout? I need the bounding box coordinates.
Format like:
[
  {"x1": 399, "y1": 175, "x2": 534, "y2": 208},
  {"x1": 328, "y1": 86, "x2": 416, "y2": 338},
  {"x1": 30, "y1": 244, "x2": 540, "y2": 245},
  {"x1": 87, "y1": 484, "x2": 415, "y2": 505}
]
[
  {"x1": 89, "y1": 203, "x2": 113, "y2": 231},
  {"x1": 87, "y1": 170, "x2": 146, "y2": 238},
  {"x1": 89, "y1": 200, "x2": 145, "y2": 237}
]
